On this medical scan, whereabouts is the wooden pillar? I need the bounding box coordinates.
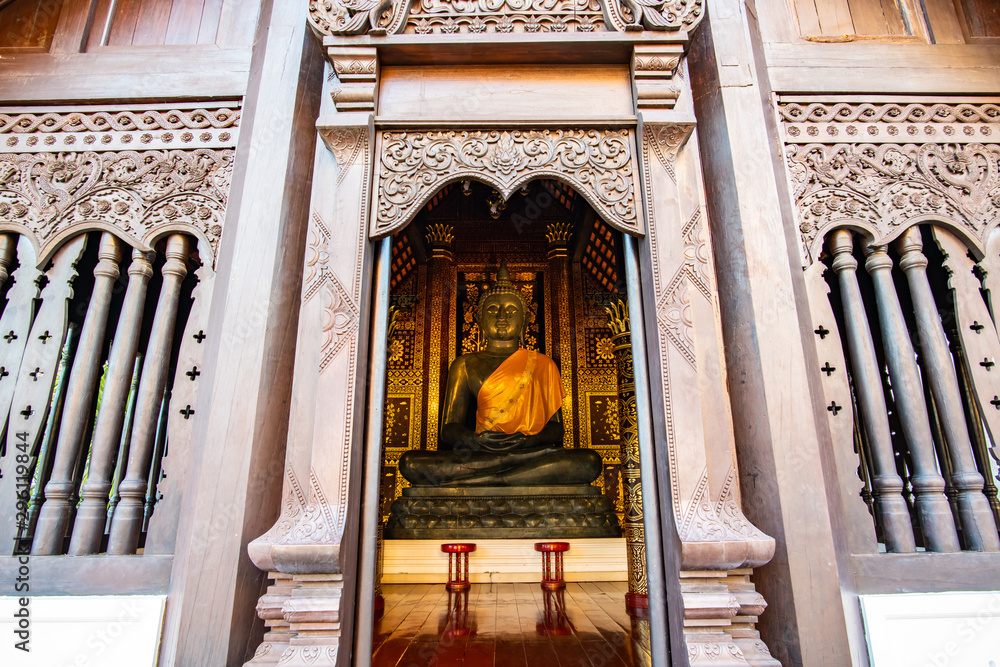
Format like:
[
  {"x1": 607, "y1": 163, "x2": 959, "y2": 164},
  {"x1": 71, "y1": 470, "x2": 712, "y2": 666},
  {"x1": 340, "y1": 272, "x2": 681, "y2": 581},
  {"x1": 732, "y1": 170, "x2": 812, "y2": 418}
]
[
  {"x1": 70, "y1": 248, "x2": 155, "y2": 555},
  {"x1": 158, "y1": 1, "x2": 325, "y2": 662},
  {"x1": 109, "y1": 234, "x2": 191, "y2": 555},
  {"x1": 864, "y1": 244, "x2": 961, "y2": 553},
  {"x1": 33, "y1": 233, "x2": 122, "y2": 555},
  {"x1": 689, "y1": 0, "x2": 856, "y2": 660},
  {"x1": 827, "y1": 231, "x2": 916, "y2": 553},
  {"x1": 896, "y1": 228, "x2": 1000, "y2": 551}
]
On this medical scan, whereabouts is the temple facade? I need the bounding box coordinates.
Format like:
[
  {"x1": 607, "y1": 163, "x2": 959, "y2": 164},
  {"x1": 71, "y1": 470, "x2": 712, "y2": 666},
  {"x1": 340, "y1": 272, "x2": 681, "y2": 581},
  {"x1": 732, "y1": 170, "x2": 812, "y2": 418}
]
[{"x1": 0, "y1": 0, "x2": 998, "y2": 665}]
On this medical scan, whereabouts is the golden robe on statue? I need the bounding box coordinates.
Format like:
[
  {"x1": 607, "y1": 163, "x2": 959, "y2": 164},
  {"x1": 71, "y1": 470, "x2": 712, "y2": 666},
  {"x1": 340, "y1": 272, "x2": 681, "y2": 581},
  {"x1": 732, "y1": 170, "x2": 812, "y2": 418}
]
[{"x1": 475, "y1": 348, "x2": 565, "y2": 438}]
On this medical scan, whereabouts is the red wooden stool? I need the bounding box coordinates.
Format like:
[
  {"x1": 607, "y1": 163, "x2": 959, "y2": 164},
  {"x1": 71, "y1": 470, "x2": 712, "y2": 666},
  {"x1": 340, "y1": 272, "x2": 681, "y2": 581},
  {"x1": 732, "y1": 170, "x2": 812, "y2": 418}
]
[
  {"x1": 441, "y1": 543, "x2": 476, "y2": 591},
  {"x1": 534, "y1": 541, "x2": 570, "y2": 590}
]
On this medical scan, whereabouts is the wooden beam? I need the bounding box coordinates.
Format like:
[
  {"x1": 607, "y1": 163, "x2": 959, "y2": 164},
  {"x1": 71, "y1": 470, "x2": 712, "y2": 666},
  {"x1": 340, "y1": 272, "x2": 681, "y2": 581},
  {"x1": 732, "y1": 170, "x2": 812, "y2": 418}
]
[
  {"x1": 0, "y1": 555, "x2": 172, "y2": 596},
  {"x1": 0, "y1": 47, "x2": 252, "y2": 101}
]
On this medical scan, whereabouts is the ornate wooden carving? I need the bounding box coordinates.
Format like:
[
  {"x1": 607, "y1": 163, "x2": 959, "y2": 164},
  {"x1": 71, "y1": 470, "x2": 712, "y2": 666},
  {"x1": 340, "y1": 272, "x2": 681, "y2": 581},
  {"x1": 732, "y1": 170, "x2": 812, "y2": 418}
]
[
  {"x1": 307, "y1": 0, "x2": 703, "y2": 35},
  {"x1": 373, "y1": 129, "x2": 641, "y2": 238},
  {"x1": 780, "y1": 100, "x2": 1000, "y2": 264},
  {"x1": 0, "y1": 104, "x2": 238, "y2": 267}
]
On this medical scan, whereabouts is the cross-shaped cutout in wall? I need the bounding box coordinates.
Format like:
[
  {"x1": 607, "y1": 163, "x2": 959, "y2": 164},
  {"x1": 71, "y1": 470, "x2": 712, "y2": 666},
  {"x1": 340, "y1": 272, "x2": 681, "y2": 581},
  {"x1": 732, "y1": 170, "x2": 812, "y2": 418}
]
[
  {"x1": 814, "y1": 325, "x2": 830, "y2": 339},
  {"x1": 186, "y1": 367, "x2": 200, "y2": 380},
  {"x1": 827, "y1": 401, "x2": 842, "y2": 416},
  {"x1": 4, "y1": 331, "x2": 17, "y2": 343},
  {"x1": 970, "y1": 321, "x2": 985, "y2": 334},
  {"x1": 0, "y1": 367, "x2": 8, "y2": 379},
  {"x1": 37, "y1": 330, "x2": 52, "y2": 343},
  {"x1": 821, "y1": 362, "x2": 836, "y2": 376},
  {"x1": 193, "y1": 330, "x2": 206, "y2": 343},
  {"x1": 179, "y1": 405, "x2": 195, "y2": 419},
  {"x1": 981, "y1": 358, "x2": 995, "y2": 371},
  {"x1": 991, "y1": 396, "x2": 1000, "y2": 410},
  {"x1": 28, "y1": 367, "x2": 42, "y2": 381},
  {"x1": 20, "y1": 406, "x2": 32, "y2": 419}
]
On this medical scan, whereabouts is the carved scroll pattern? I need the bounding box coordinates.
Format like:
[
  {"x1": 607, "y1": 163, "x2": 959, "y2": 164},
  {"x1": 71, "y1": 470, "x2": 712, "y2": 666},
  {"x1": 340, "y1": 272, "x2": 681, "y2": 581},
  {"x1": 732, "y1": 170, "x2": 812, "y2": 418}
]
[
  {"x1": 0, "y1": 149, "x2": 233, "y2": 266},
  {"x1": 780, "y1": 101, "x2": 1000, "y2": 264},
  {"x1": 375, "y1": 129, "x2": 639, "y2": 237},
  {"x1": 406, "y1": 0, "x2": 606, "y2": 35},
  {"x1": 308, "y1": 0, "x2": 702, "y2": 34}
]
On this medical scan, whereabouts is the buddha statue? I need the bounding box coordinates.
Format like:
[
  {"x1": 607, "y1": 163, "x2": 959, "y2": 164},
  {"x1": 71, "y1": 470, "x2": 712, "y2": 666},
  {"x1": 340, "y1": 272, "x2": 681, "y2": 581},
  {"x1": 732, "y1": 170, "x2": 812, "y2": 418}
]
[{"x1": 398, "y1": 260, "x2": 602, "y2": 487}]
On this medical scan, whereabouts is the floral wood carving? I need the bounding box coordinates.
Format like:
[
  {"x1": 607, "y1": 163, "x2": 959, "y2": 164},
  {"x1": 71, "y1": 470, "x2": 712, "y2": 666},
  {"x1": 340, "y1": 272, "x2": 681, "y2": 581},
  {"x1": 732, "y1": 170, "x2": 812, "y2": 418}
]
[
  {"x1": 406, "y1": 0, "x2": 605, "y2": 35},
  {"x1": 308, "y1": 0, "x2": 701, "y2": 34},
  {"x1": 0, "y1": 149, "x2": 233, "y2": 266},
  {"x1": 786, "y1": 142, "x2": 1000, "y2": 263},
  {"x1": 780, "y1": 100, "x2": 1000, "y2": 264},
  {"x1": 374, "y1": 129, "x2": 640, "y2": 237}
]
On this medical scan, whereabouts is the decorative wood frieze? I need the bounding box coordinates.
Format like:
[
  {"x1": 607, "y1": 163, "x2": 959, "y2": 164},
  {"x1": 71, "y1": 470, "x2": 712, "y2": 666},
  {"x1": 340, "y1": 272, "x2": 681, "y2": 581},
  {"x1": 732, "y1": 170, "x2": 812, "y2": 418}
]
[
  {"x1": 779, "y1": 99, "x2": 1000, "y2": 264},
  {"x1": 307, "y1": 0, "x2": 703, "y2": 35},
  {"x1": 0, "y1": 105, "x2": 240, "y2": 153},
  {"x1": 372, "y1": 129, "x2": 641, "y2": 238},
  {"x1": 0, "y1": 104, "x2": 238, "y2": 267}
]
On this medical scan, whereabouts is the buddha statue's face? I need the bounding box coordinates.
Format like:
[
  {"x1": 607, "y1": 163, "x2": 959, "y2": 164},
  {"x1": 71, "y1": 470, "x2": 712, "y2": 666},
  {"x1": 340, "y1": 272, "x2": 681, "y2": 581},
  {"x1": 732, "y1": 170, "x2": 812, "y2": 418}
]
[{"x1": 478, "y1": 293, "x2": 525, "y2": 343}]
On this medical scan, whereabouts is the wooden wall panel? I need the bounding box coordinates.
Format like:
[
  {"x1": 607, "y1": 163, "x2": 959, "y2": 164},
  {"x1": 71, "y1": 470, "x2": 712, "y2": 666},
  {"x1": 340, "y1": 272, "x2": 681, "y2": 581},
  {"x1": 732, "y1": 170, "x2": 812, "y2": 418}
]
[
  {"x1": 103, "y1": 0, "x2": 222, "y2": 46},
  {"x1": 794, "y1": 0, "x2": 916, "y2": 37},
  {"x1": 958, "y1": 0, "x2": 1000, "y2": 38},
  {"x1": 0, "y1": 0, "x2": 67, "y2": 49}
]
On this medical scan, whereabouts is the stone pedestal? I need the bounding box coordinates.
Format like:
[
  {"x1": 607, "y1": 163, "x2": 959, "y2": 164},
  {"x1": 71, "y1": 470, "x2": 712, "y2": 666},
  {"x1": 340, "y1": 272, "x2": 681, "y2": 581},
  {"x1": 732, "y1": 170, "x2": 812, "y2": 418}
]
[{"x1": 384, "y1": 485, "x2": 621, "y2": 539}]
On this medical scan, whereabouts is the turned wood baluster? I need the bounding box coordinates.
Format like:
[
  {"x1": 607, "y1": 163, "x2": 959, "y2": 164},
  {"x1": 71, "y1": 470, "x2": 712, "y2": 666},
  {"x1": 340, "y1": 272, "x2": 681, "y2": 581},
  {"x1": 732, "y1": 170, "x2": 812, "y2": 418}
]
[
  {"x1": 32, "y1": 233, "x2": 122, "y2": 555},
  {"x1": 69, "y1": 249, "x2": 155, "y2": 555},
  {"x1": 0, "y1": 234, "x2": 15, "y2": 291},
  {"x1": 108, "y1": 234, "x2": 191, "y2": 555},
  {"x1": 896, "y1": 228, "x2": 1000, "y2": 551},
  {"x1": 863, "y1": 242, "x2": 961, "y2": 552},
  {"x1": 828, "y1": 231, "x2": 915, "y2": 552}
]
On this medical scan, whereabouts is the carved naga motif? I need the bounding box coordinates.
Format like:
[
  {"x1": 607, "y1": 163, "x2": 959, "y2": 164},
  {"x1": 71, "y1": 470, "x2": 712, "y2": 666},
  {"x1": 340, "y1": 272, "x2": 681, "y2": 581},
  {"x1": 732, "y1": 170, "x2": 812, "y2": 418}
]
[{"x1": 307, "y1": 0, "x2": 703, "y2": 35}]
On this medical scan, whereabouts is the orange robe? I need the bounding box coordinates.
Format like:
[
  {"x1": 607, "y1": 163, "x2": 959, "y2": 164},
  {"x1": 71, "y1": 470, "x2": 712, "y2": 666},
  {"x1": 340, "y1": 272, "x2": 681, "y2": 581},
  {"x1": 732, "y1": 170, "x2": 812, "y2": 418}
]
[{"x1": 476, "y1": 348, "x2": 566, "y2": 436}]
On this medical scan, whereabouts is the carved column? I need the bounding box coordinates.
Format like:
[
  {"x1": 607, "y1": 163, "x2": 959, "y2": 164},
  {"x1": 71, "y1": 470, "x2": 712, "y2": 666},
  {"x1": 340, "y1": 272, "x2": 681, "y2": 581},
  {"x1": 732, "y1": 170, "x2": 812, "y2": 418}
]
[
  {"x1": 864, "y1": 243, "x2": 961, "y2": 553},
  {"x1": 827, "y1": 232, "x2": 916, "y2": 552},
  {"x1": 424, "y1": 223, "x2": 454, "y2": 451},
  {"x1": 70, "y1": 248, "x2": 155, "y2": 555},
  {"x1": 109, "y1": 234, "x2": 192, "y2": 555},
  {"x1": 34, "y1": 233, "x2": 121, "y2": 555},
  {"x1": 606, "y1": 299, "x2": 648, "y2": 610},
  {"x1": 896, "y1": 228, "x2": 1000, "y2": 551},
  {"x1": 546, "y1": 221, "x2": 574, "y2": 450},
  {"x1": 0, "y1": 234, "x2": 15, "y2": 291}
]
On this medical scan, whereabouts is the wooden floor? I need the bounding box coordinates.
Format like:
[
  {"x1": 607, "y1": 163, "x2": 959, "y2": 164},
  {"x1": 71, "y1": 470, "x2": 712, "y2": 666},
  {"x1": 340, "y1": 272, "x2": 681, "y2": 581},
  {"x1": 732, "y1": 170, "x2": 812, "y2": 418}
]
[{"x1": 373, "y1": 582, "x2": 651, "y2": 666}]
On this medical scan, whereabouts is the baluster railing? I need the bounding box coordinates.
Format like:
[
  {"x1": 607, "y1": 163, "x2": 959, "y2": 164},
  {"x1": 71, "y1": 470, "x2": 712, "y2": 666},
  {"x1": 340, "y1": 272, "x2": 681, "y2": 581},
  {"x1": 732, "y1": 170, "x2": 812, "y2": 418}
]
[
  {"x1": 0, "y1": 233, "x2": 15, "y2": 292},
  {"x1": 828, "y1": 231, "x2": 915, "y2": 552},
  {"x1": 33, "y1": 233, "x2": 122, "y2": 555},
  {"x1": 109, "y1": 234, "x2": 191, "y2": 555},
  {"x1": 897, "y1": 228, "x2": 1000, "y2": 551},
  {"x1": 142, "y1": 387, "x2": 171, "y2": 533},
  {"x1": 107, "y1": 355, "x2": 143, "y2": 533},
  {"x1": 864, "y1": 242, "x2": 961, "y2": 552},
  {"x1": 69, "y1": 249, "x2": 155, "y2": 554}
]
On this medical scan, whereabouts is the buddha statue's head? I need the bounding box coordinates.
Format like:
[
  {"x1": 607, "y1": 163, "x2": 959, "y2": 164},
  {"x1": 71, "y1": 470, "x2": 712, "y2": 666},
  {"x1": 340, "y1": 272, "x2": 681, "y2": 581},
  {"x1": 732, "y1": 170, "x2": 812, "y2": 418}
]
[{"x1": 477, "y1": 259, "x2": 527, "y2": 344}]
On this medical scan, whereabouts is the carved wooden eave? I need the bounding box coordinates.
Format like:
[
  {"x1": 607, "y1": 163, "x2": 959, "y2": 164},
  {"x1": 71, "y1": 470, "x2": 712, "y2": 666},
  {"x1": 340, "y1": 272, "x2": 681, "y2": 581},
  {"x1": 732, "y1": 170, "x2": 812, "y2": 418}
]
[{"x1": 308, "y1": 0, "x2": 704, "y2": 39}]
